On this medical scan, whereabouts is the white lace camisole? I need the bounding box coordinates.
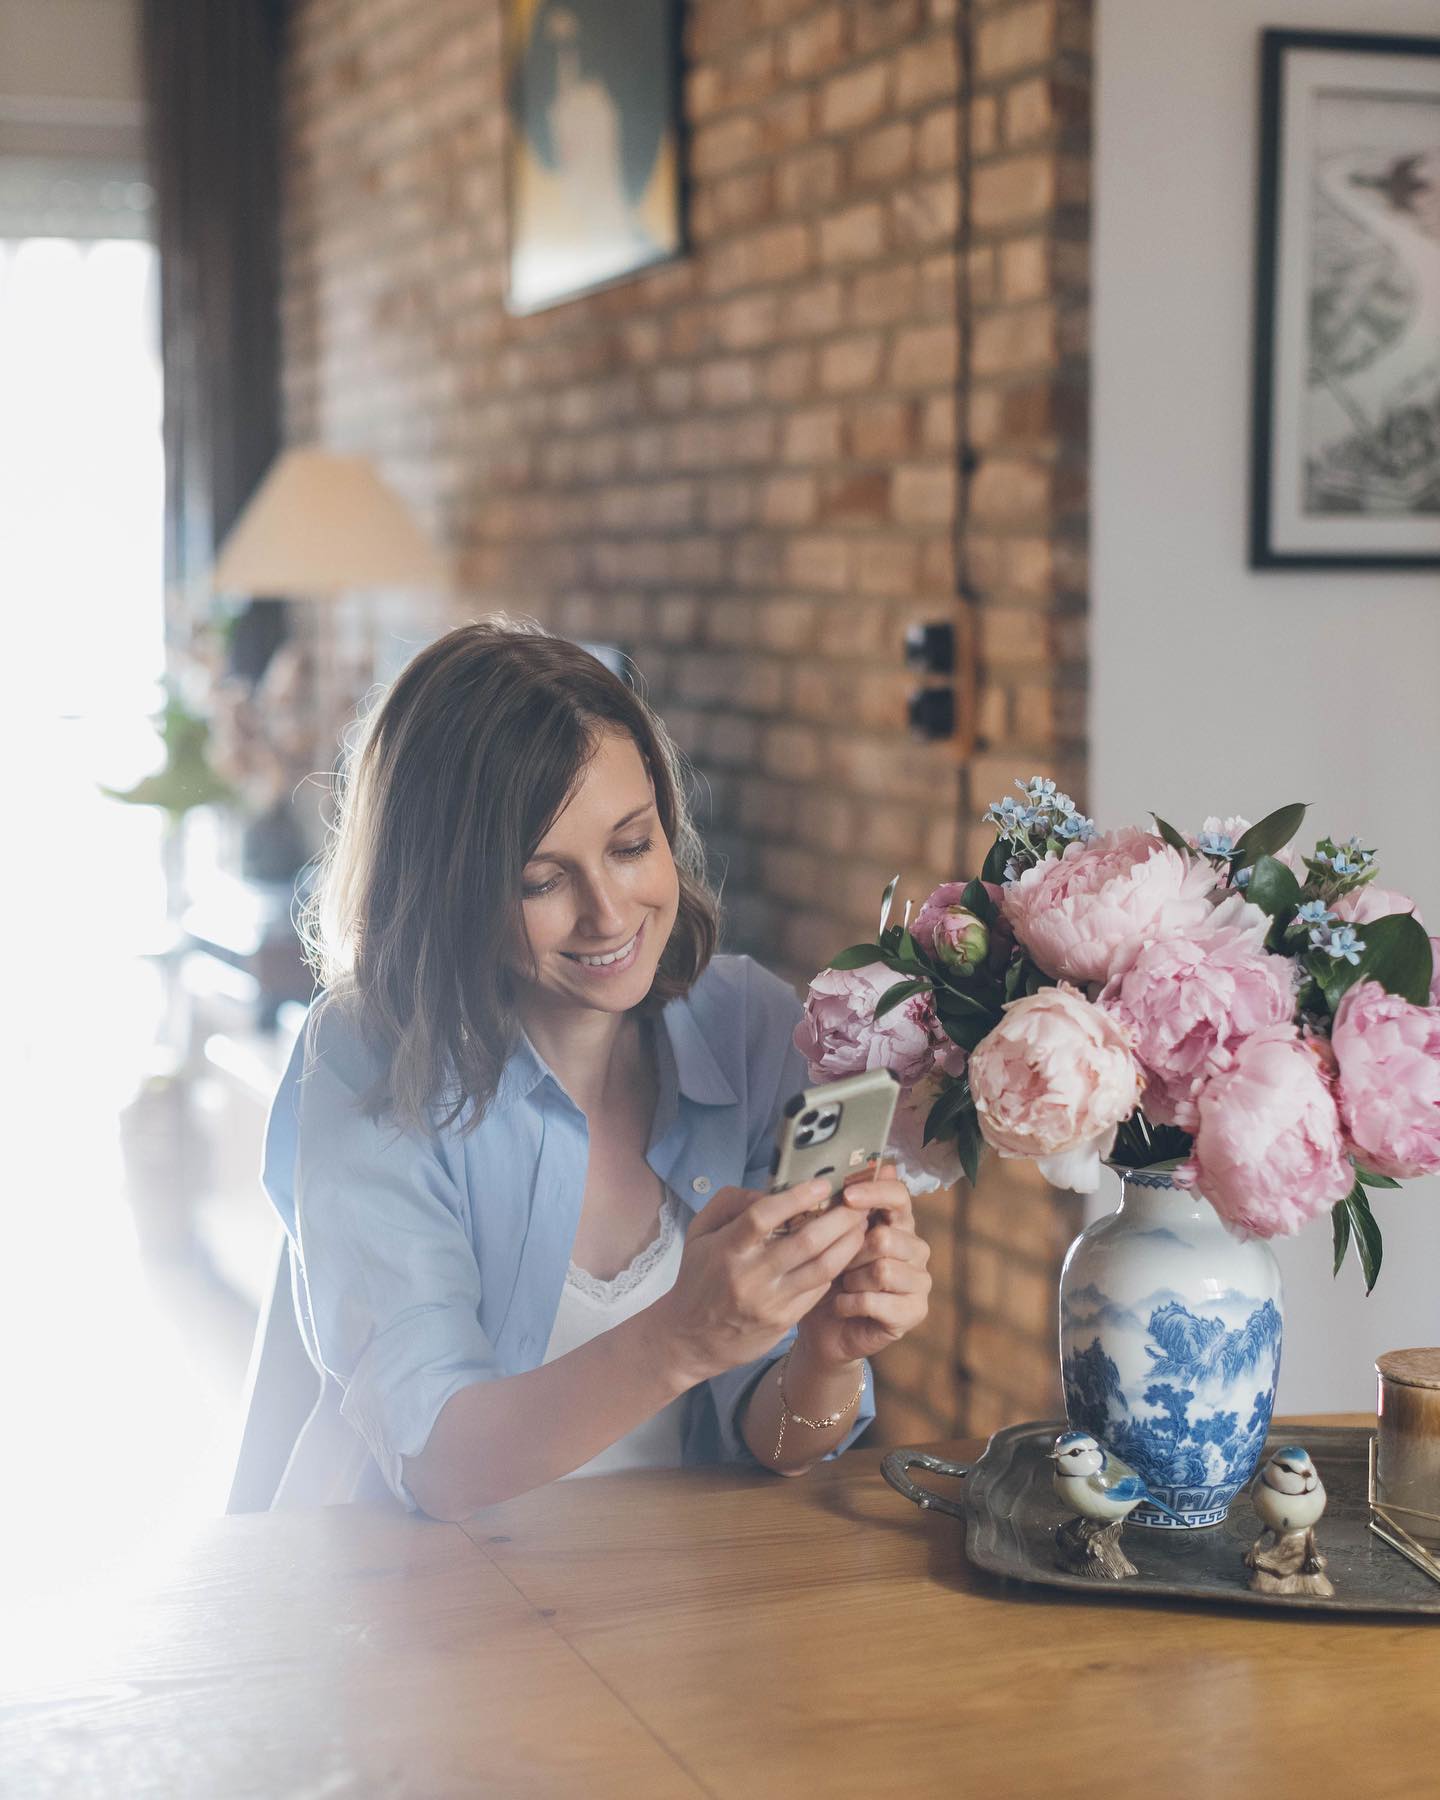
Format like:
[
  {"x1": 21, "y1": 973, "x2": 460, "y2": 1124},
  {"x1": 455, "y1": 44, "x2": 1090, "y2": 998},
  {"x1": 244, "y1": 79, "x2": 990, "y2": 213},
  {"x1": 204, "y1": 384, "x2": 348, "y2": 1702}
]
[{"x1": 541, "y1": 1190, "x2": 690, "y2": 1478}]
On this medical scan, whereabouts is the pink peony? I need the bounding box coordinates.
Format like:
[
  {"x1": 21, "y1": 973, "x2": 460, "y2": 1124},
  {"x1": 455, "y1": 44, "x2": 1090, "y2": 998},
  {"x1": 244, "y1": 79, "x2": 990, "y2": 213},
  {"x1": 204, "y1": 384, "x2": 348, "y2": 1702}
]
[
  {"x1": 1001, "y1": 827, "x2": 1220, "y2": 986},
  {"x1": 1432, "y1": 939, "x2": 1440, "y2": 1008},
  {"x1": 1332, "y1": 886, "x2": 1426, "y2": 928},
  {"x1": 1332, "y1": 980, "x2": 1440, "y2": 1180},
  {"x1": 794, "y1": 963, "x2": 938, "y2": 1089},
  {"x1": 1182, "y1": 1025, "x2": 1352, "y2": 1238},
  {"x1": 886, "y1": 1072, "x2": 966, "y2": 1196},
  {"x1": 1100, "y1": 895, "x2": 1296, "y2": 1129},
  {"x1": 967, "y1": 985, "x2": 1143, "y2": 1194}
]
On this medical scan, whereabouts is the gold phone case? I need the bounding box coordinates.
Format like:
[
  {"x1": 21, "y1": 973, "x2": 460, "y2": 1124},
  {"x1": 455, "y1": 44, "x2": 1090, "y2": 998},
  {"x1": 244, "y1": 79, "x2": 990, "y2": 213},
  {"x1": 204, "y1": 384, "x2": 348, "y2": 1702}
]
[{"x1": 769, "y1": 1068, "x2": 900, "y2": 1203}]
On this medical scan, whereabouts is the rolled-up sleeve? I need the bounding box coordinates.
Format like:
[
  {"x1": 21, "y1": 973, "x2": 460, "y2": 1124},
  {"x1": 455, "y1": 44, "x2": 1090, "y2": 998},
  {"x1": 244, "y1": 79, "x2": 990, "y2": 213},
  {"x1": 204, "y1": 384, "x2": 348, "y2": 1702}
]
[
  {"x1": 699, "y1": 959, "x2": 876, "y2": 1467},
  {"x1": 280, "y1": 1006, "x2": 502, "y2": 1504}
]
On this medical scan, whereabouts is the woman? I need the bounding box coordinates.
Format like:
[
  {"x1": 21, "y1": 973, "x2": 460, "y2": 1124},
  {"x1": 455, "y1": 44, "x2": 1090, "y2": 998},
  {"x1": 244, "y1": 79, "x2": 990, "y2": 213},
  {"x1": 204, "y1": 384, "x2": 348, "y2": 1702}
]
[{"x1": 263, "y1": 619, "x2": 931, "y2": 1518}]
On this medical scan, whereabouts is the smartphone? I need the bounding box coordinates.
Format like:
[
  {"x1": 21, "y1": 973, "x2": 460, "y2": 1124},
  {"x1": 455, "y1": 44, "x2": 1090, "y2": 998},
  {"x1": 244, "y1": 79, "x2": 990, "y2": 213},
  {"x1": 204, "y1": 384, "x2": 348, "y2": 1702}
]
[{"x1": 768, "y1": 1069, "x2": 899, "y2": 1219}]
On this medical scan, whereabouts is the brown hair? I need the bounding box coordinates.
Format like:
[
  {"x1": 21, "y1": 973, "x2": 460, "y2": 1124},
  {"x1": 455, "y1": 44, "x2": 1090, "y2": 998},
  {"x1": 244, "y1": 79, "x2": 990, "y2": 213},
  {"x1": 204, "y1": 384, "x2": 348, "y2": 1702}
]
[{"x1": 302, "y1": 617, "x2": 720, "y2": 1134}]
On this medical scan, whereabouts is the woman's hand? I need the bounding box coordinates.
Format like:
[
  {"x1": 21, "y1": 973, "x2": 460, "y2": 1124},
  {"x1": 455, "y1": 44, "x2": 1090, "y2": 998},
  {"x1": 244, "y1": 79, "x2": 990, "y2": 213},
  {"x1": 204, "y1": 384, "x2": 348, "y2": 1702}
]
[
  {"x1": 653, "y1": 1178, "x2": 869, "y2": 1387},
  {"x1": 794, "y1": 1166, "x2": 931, "y2": 1368}
]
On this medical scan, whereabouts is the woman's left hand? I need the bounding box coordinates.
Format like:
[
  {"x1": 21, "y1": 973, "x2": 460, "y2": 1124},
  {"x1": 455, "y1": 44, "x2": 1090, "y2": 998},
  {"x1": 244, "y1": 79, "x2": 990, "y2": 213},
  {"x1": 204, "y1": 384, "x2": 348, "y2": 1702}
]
[{"x1": 794, "y1": 1167, "x2": 931, "y2": 1367}]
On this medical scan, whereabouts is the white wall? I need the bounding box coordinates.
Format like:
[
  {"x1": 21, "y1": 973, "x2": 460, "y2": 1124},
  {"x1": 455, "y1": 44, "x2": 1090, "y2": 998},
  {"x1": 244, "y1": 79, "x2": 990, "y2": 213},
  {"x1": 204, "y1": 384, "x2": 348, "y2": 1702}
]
[
  {"x1": 1093, "y1": 0, "x2": 1440, "y2": 1413},
  {"x1": 0, "y1": 0, "x2": 140, "y2": 107},
  {"x1": 0, "y1": 0, "x2": 142, "y2": 164}
]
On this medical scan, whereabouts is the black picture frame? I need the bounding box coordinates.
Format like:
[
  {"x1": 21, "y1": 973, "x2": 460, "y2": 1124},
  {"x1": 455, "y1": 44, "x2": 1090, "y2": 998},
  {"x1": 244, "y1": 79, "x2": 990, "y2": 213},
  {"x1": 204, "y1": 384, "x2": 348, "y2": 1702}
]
[
  {"x1": 503, "y1": 0, "x2": 686, "y2": 316},
  {"x1": 1250, "y1": 29, "x2": 1440, "y2": 570}
]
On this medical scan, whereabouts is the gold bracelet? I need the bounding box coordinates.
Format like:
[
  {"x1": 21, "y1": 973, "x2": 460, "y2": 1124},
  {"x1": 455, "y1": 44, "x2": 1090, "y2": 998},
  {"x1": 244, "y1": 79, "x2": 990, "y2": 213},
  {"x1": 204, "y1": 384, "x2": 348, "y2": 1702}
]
[{"x1": 772, "y1": 1350, "x2": 866, "y2": 1464}]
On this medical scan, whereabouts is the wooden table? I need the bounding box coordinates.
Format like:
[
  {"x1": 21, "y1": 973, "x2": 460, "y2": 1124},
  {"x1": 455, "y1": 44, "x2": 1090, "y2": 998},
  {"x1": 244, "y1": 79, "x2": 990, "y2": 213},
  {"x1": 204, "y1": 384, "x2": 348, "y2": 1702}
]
[{"x1": 6, "y1": 1417, "x2": 1437, "y2": 1798}]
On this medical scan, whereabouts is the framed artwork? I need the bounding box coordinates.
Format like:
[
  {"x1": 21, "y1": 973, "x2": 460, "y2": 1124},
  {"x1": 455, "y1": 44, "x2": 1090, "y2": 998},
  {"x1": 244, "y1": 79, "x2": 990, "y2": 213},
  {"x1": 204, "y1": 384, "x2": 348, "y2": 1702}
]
[
  {"x1": 504, "y1": 0, "x2": 684, "y2": 315},
  {"x1": 1250, "y1": 30, "x2": 1440, "y2": 569}
]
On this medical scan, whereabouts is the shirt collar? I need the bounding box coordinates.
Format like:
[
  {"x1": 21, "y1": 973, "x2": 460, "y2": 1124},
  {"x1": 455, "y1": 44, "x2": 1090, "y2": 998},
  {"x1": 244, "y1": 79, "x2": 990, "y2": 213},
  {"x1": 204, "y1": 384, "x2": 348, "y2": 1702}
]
[{"x1": 491, "y1": 991, "x2": 738, "y2": 1116}]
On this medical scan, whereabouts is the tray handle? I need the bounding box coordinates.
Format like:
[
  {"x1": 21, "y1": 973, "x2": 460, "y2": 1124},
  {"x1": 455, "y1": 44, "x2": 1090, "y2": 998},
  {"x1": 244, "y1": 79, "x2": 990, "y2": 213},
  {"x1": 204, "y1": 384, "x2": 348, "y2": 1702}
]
[{"x1": 880, "y1": 1448, "x2": 971, "y2": 1521}]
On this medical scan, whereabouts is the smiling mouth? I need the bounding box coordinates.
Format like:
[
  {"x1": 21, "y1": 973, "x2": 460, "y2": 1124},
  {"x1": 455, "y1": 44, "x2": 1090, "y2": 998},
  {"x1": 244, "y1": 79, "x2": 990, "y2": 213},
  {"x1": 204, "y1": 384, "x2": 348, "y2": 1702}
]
[{"x1": 561, "y1": 923, "x2": 642, "y2": 968}]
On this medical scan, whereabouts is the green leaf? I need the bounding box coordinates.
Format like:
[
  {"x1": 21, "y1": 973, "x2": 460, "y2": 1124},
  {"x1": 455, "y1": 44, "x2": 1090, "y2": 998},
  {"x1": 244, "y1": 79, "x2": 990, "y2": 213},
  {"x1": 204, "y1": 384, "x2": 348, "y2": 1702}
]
[
  {"x1": 878, "y1": 933, "x2": 928, "y2": 975},
  {"x1": 874, "y1": 977, "x2": 929, "y2": 1021},
  {"x1": 1352, "y1": 912, "x2": 1433, "y2": 1007},
  {"x1": 1152, "y1": 815, "x2": 1193, "y2": 856},
  {"x1": 1245, "y1": 854, "x2": 1302, "y2": 920},
  {"x1": 954, "y1": 1109, "x2": 984, "y2": 1186},
  {"x1": 877, "y1": 873, "x2": 900, "y2": 938},
  {"x1": 923, "y1": 1080, "x2": 973, "y2": 1143},
  {"x1": 1342, "y1": 1182, "x2": 1384, "y2": 1295},
  {"x1": 1354, "y1": 1164, "x2": 1402, "y2": 1190},
  {"x1": 1233, "y1": 803, "x2": 1308, "y2": 872},
  {"x1": 1312, "y1": 913, "x2": 1433, "y2": 1013},
  {"x1": 1022, "y1": 962, "x2": 1055, "y2": 996},
  {"x1": 1331, "y1": 1200, "x2": 1352, "y2": 1279},
  {"x1": 830, "y1": 943, "x2": 883, "y2": 970},
  {"x1": 934, "y1": 984, "x2": 992, "y2": 1018},
  {"x1": 960, "y1": 878, "x2": 997, "y2": 925},
  {"x1": 981, "y1": 838, "x2": 1009, "y2": 885},
  {"x1": 1309, "y1": 949, "x2": 1352, "y2": 1014},
  {"x1": 935, "y1": 1011, "x2": 996, "y2": 1052}
]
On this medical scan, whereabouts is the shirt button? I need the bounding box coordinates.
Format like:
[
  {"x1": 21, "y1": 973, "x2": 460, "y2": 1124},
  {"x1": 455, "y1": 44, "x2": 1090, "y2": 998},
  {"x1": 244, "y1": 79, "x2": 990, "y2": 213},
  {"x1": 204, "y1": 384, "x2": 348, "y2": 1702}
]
[{"x1": 691, "y1": 1176, "x2": 712, "y2": 1195}]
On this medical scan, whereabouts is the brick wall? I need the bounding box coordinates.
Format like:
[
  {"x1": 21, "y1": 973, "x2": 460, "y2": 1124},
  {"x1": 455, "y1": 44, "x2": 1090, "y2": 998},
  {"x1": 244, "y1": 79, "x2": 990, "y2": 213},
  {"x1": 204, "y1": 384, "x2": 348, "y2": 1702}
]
[
  {"x1": 277, "y1": 0, "x2": 1091, "y2": 1445},
  {"x1": 953, "y1": 0, "x2": 1091, "y2": 1438}
]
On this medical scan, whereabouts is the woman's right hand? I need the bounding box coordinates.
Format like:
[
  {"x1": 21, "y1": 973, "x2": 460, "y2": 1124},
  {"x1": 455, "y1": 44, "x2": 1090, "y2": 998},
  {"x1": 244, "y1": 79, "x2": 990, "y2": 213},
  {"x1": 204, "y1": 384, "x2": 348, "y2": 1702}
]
[{"x1": 653, "y1": 1180, "x2": 869, "y2": 1387}]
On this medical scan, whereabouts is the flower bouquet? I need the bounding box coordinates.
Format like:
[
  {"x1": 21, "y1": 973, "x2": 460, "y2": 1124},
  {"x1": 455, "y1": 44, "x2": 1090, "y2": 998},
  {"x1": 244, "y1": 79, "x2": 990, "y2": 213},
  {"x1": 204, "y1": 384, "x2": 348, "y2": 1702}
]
[{"x1": 796, "y1": 778, "x2": 1440, "y2": 1292}]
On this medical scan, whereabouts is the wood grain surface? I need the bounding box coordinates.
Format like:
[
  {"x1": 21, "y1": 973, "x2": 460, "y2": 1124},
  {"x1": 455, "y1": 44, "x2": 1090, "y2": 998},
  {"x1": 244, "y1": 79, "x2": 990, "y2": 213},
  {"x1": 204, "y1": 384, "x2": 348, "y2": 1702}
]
[
  {"x1": 456, "y1": 1415, "x2": 1440, "y2": 1800},
  {"x1": 5, "y1": 1416, "x2": 1435, "y2": 1799},
  {"x1": 2, "y1": 1506, "x2": 701, "y2": 1798}
]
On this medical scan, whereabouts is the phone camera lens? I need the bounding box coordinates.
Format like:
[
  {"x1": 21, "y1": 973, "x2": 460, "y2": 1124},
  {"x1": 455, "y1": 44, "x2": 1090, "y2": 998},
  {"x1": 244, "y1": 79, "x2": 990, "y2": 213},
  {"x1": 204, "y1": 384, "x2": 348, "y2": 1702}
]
[
  {"x1": 796, "y1": 1129, "x2": 813, "y2": 1146},
  {"x1": 820, "y1": 1110, "x2": 839, "y2": 1126},
  {"x1": 800, "y1": 1109, "x2": 818, "y2": 1126}
]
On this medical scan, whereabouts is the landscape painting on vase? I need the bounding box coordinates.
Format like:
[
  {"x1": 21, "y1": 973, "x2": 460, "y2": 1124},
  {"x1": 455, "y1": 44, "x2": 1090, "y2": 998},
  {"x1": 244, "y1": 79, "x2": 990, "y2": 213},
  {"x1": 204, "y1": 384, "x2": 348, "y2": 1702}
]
[{"x1": 1062, "y1": 1285, "x2": 1284, "y2": 1528}]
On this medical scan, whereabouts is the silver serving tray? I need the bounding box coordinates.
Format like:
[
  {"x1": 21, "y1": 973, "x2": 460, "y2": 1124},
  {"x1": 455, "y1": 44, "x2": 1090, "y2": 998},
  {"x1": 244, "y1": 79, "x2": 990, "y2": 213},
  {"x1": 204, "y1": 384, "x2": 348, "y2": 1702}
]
[{"x1": 881, "y1": 1421, "x2": 1440, "y2": 1615}]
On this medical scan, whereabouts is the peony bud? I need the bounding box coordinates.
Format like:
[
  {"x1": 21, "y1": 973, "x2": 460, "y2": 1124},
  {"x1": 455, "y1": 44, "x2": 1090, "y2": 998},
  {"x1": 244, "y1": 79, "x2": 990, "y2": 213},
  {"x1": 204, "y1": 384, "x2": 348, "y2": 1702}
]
[{"x1": 930, "y1": 906, "x2": 989, "y2": 974}]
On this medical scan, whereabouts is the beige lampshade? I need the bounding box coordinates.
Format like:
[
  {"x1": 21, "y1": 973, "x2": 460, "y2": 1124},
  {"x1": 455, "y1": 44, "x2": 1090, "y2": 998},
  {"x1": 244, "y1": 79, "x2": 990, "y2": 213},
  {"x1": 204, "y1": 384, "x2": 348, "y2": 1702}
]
[{"x1": 212, "y1": 447, "x2": 447, "y2": 597}]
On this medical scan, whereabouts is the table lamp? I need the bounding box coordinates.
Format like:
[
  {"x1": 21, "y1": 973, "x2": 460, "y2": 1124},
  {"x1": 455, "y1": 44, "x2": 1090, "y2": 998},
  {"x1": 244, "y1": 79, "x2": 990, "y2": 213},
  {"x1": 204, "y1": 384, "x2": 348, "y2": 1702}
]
[
  {"x1": 212, "y1": 447, "x2": 447, "y2": 670},
  {"x1": 210, "y1": 447, "x2": 447, "y2": 876}
]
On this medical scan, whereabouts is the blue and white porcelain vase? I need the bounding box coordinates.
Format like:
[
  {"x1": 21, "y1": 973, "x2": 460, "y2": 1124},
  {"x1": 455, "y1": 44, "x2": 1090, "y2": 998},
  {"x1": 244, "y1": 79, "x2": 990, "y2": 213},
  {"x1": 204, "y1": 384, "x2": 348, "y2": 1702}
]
[{"x1": 1058, "y1": 1170, "x2": 1283, "y2": 1529}]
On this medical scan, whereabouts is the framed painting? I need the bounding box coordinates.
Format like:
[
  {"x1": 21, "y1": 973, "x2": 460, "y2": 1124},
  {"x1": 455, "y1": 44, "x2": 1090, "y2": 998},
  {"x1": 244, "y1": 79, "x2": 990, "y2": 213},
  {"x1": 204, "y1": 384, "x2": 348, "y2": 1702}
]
[
  {"x1": 1250, "y1": 30, "x2": 1440, "y2": 569},
  {"x1": 504, "y1": 0, "x2": 684, "y2": 315}
]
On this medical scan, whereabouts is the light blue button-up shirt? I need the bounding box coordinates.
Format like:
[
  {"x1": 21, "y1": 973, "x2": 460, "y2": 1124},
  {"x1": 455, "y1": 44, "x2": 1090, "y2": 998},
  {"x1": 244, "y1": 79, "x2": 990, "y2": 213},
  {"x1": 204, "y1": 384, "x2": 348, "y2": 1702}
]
[{"x1": 262, "y1": 953, "x2": 875, "y2": 1507}]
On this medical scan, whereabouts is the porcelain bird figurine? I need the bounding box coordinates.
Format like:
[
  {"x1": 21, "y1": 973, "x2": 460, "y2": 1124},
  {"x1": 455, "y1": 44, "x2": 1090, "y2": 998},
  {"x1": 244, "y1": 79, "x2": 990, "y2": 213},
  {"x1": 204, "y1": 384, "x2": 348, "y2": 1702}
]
[
  {"x1": 1250, "y1": 1445, "x2": 1327, "y2": 1534},
  {"x1": 1050, "y1": 1430, "x2": 1188, "y2": 1526},
  {"x1": 1245, "y1": 1445, "x2": 1334, "y2": 1597},
  {"x1": 1048, "y1": 1429, "x2": 1187, "y2": 1580}
]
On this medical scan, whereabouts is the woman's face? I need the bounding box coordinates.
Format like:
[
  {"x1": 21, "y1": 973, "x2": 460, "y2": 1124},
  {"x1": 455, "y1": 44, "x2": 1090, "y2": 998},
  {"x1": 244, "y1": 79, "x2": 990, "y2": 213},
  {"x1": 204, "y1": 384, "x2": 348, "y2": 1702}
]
[{"x1": 516, "y1": 728, "x2": 680, "y2": 1016}]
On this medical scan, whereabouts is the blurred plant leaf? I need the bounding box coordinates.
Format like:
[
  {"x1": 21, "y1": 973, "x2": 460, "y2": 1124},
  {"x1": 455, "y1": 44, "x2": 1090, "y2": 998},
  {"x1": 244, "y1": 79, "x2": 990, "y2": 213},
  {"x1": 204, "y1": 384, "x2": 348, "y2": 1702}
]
[{"x1": 878, "y1": 873, "x2": 900, "y2": 938}]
